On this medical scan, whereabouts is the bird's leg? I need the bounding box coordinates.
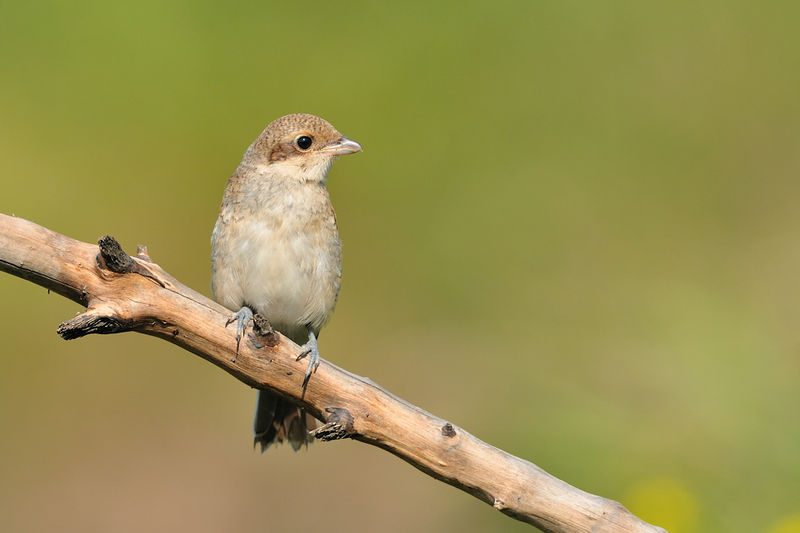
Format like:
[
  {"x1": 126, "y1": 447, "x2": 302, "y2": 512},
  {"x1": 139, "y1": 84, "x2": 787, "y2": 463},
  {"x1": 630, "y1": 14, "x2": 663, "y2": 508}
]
[
  {"x1": 296, "y1": 326, "x2": 321, "y2": 388},
  {"x1": 225, "y1": 305, "x2": 254, "y2": 354}
]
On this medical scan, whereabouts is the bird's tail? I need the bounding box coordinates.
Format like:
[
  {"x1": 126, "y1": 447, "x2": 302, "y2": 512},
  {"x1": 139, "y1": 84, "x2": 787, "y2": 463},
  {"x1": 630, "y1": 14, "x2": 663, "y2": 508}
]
[{"x1": 253, "y1": 391, "x2": 316, "y2": 452}]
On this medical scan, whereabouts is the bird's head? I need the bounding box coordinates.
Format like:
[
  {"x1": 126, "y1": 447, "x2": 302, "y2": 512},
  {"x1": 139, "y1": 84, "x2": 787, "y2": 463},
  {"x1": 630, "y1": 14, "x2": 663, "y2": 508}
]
[{"x1": 245, "y1": 113, "x2": 362, "y2": 183}]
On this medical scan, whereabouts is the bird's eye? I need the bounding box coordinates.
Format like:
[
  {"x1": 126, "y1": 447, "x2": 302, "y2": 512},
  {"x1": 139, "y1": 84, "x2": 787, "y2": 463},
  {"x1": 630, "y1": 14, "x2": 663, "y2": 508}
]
[{"x1": 296, "y1": 135, "x2": 313, "y2": 150}]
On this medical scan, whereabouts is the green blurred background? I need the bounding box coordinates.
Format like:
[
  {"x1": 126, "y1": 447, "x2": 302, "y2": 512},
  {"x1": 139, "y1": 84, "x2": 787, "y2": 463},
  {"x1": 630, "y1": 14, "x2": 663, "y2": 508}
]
[{"x1": 1, "y1": 2, "x2": 799, "y2": 532}]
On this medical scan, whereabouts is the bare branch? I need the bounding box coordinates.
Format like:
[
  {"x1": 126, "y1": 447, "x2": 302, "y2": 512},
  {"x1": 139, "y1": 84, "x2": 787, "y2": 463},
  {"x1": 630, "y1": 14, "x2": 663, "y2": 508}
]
[{"x1": 0, "y1": 213, "x2": 666, "y2": 533}]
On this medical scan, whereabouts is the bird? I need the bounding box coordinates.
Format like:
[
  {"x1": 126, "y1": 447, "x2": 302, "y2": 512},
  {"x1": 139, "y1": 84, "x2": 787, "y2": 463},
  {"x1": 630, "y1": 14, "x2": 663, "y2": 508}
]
[{"x1": 210, "y1": 113, "x2": 362, "y2": 451}]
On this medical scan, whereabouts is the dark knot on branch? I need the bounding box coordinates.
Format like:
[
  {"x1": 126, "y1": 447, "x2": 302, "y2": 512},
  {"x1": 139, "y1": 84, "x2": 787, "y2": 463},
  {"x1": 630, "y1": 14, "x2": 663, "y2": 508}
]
[
  {"x1": 310, "y1": 407, "x2": 355, "y2": 441},
  {"x1": 57, "y1": 309, "x2": 134, "y2": 340},
  {"x1": 96, "y1": 236, "x2": 166, "y2": 287},
  {"x1": 98, "y1": 235, "x2": 135, "y2": 273}
]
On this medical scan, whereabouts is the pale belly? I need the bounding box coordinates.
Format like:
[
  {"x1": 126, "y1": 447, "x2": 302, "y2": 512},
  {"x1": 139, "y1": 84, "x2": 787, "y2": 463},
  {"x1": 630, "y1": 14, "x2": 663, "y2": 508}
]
[{"x1": 211, "y1": 216, "x2": 342, "y2": 340}]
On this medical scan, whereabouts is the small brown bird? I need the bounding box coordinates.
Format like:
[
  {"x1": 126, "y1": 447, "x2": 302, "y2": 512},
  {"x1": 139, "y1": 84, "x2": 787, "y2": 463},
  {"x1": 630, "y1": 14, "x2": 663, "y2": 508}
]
[{"x1": 211, "y1": 113, "x2": 362, "y2": 451}]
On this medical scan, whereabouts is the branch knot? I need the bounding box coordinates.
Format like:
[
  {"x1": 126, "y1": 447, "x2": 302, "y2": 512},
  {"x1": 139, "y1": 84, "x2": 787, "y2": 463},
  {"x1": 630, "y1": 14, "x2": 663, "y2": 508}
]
[
  {"x1": 309, "y1": 407, "x2": 355, "y2": 441},
  {"x1": 98, "y1": 235, "x2": 135, "y2": 273},
  {"x1": 58, "y1": 307, "x2": 135, "y2": 340}
]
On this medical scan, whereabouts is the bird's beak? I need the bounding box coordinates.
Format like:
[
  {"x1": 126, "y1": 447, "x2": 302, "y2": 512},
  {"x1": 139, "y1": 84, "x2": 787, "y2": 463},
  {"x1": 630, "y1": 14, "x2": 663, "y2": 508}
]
[{"x1": 321, "y1": 137, "x2": 363, "y2": 155}]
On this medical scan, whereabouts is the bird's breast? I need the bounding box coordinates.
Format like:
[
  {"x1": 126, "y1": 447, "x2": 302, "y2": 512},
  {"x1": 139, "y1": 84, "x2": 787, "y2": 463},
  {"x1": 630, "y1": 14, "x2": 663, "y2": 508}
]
[{"x1": 211, "y1": 184, "x2": 342, "y2": 338}]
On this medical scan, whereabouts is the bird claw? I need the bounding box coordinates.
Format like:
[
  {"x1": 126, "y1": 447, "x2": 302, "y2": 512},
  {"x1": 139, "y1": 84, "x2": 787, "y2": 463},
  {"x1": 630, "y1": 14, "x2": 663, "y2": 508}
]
[
  {"x1": 226, "y1": 306, "x2": 254, "y2": 354},
  {"x1": 296, "y1": 329, "x2": 321, "y2": 388}
]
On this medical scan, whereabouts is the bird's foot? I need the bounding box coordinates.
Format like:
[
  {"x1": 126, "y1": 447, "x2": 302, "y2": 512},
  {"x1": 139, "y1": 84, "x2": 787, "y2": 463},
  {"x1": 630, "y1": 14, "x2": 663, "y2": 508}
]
[
  {"x1": 296, "y1": 329, "x2": 321, "y2": 388},
  {"x1": 225, "y1": 306, "x2": 254, "y2": 355}
]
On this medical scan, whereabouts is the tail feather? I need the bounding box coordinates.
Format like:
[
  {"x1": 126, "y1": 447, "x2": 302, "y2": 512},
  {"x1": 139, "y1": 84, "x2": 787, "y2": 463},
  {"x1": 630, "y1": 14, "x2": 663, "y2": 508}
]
[{"x1": 253, "y1": 391, "x2": 315, "y2": 452}]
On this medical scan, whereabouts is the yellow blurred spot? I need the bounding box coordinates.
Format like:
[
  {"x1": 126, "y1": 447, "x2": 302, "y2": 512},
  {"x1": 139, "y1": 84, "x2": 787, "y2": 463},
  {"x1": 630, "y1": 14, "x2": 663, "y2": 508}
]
[
  {"x1": 768, "y1": 514, "x2": 800, "y2": 533},
  {"x1": 624, "y1": 477, "x2": 698, "y2": 533}
]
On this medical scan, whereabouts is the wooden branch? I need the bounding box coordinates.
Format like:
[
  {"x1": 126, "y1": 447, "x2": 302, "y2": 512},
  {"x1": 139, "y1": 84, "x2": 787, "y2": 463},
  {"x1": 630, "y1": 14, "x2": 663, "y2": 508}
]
[{"x1": 0, "y1": 213, "x2": 666, "y2": 533}]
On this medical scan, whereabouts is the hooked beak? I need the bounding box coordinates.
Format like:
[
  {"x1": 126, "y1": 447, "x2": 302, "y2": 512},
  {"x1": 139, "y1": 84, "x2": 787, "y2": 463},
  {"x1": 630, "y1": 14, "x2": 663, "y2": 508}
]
[{"x1": 321, "y1": 137, "x2": 363, "y2": 156}]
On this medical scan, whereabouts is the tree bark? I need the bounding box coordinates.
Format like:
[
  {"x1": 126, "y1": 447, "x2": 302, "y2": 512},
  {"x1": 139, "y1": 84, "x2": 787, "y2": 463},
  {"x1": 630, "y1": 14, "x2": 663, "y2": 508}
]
[{"x1": 0, "y1": 213, "x2": 666, "y2": 533}]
